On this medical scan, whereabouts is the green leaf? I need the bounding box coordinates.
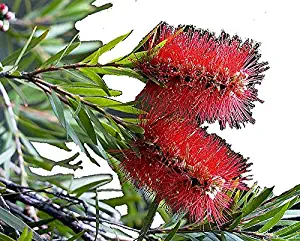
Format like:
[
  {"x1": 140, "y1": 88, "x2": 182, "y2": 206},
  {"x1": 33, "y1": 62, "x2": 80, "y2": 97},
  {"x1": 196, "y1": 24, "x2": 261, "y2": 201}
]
[
  {"x1": 7, "y1": 80, "x2": 28, "y2": 106},
  {"x1": 235, "y1": 234, "x2": 258, "y2": 241},
  {"x1": 262, "y1": 184, "x2": 300, "y2": 210},
  {"x1": 242, "y1": 187, "x2": 274, "y2": 217},
  {"x1": 0, "y1": 232, "x2": 16, "y2": 241},
  {"x1": 275, "y1": 222, "x2": 300, "y2": 237},
  {"x1": 91, "y1": 66, "x2": 147, "y2": 83},
  {"x1": 124, "y1": 123, "x2": 144, "y2": 135},
  {"x1": 71, "y1": 178, "x2": 112, "y2": 197},
  {"x1": 66, "y1": 230, "x2": 87, "y2": 241},
  {"x1": 0, "y1": 207, "x2": 43, "y2": 241},
  {"x1": 79, "y1": 68, "x2": 110, "y2": 95},
  {"x1": 65, "y1": 174, "x2": 112, "y2": 196},
  {"x1": 95, "y1": 191, "x2": 100, "y2": 240},
  {"x1": 65, "y1": 122, "x2": 85, "y2": 153},
  {"x1": 2, "y1": 30, "x2": 49, "y2": 66},
  {"x1": 243, "y1": 197, "x2": 299, "y2": 229},
  {"x1": 14, "y1": 27, "x2": 38, "y2": 68},
  {"x1": 84, "y1": 97, "x2": 143, "y2": 114},
  {"x1": 82, "y1": 30, "x2": 132, "y2": 64},
  {"x1": 114, "y1": 51, "x2": 147, "y2": 67},
  {"x1": 18, "y1": 227, "x2": 33, "y2": 241},
  {"x1": 111, "y1": 22, "x2": 163, "y2": 64},
  {"x1": 228, "y1": 213, "x2": 243, "y2": 230},
  {"x1": 137, "y1": 197, "x2": 160, "y2": 241},
  {"x1": 258, "y1": 201, "x2": 291, "y2": 233},
  {"x1": 164, "y1": 220, "x2": 181, "y2": 241},
  {"x1": 0, "y1": 145, "x2": 16, "y2": 166},
  {"x1": 40, "y1": 42, "x2": 80, "y2": 68},
  {"x1": 24, "y1": 153, "x2": 82, "y2": 171},
  {"x1": 49, "y1": 90, "x2": 66, "y2": 128},
  {"x1": 60, "y1": 86, "x2": 121, "y2": 97},
  {"x1": 68, "y1": 99, "x2": 97, "y2": 145}
]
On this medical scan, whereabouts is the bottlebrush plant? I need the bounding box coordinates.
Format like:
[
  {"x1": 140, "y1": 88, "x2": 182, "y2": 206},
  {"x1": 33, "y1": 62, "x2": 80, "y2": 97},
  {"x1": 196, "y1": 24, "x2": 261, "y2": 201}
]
[
  {"x1": 135, "y1": 23, "x2": 269, "y2": 129},
  {"x1": 0, "y1": 1, "x2": 299, "y2": 241}
]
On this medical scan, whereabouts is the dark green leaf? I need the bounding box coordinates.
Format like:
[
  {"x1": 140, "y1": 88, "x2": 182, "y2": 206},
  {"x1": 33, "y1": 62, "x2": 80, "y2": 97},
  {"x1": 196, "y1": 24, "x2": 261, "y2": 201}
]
[
  {"x1": 7, "y1": 80, "x2": 28, "y2": 106},
  {"x1": 60, "y1": 86, "x2": 121, "y2": 97},
  {"x1": 164, "y1": 220, "x2": 181, "y2": 241},
  {"x1": 0, "y1": 145, "x2": 16, "y2": 166},
  {"x1": 242, "y1": 187, "x2": 274, "y2": 217},
  {"x1": 84, "y1": 97, "x2": 143, "y2": 114},
  {"x1": 114, "y1": 51, "x2": 147, "y2": 67},
  {"x1": 68, "y1": 99, "x2": 97, "y2": 144},
  {"x1": 79, "y1": 68, "x2": 110, "y2": 95},
  {"x1": 66, "y1": 230, "x2": 87, "y2": 241},
  {"x1": 49, "y1": 91, "x2": 66, "y2": 128},
  {"x1": 18, "y1": 227, "x2": 33, "y2": 241},
  {"x1": 2, "y1": 30, "x2": 49, "y2": 66},
  {"x1": 91, "y1": 66, "x2": 147, "y2": 83},
  {"x1": 243, "y1": 197, "x2": 299, "y2": 229},
  {"x1": 71, "y1": 178, "x2": 112, "y2": 197},
  {"x1": 40, "y1": 42, "x2": 80, "y2": 68},
  {"x1": 82, "y1": 31, "x2": 132, "y2": 64},
  {"x1": 0, "y1": 232, "x2": 16, "y2": 241},
  {"x1": 275, "y1": 222, "x2": 300, "y2": 237},
  {"x1": 0, "y1": 207, "x2": 43, "y2": 241},
  {"x1": 258, "y1": 201, "x2": 291, "y2": 233},
  {"x1": 14, "y1": 27, "x2": 38, "y2": 67}
]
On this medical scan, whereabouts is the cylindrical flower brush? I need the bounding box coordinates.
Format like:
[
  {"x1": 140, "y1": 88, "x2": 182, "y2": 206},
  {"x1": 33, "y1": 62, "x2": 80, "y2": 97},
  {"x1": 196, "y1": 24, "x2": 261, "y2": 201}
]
[
  {"x1": 120, "y1": 111, "x2": 252, "y2": 224},
  {"x1": 135, "y1": 22, "x2": 269, "y2": 129}
]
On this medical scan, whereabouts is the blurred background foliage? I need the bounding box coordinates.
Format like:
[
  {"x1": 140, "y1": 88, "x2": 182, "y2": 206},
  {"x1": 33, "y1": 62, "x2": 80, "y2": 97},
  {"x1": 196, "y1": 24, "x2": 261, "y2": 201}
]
[{"x1": 0, "y1": 1, "x2": 300, "y2": 241}]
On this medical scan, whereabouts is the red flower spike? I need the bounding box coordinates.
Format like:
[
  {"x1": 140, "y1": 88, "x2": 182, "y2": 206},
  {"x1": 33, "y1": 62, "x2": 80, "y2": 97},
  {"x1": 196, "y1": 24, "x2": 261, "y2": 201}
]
[
  {"x1": 135, "y1": 23, "x2": 269, "y2": 129},
  {"x1": 121, "y1": 115, "x2": 251, "y2": 225}
]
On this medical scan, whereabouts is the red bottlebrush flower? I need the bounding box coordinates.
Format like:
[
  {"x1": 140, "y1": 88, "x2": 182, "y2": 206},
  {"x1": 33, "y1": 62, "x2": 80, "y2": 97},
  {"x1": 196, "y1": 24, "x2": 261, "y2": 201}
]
[
  {"x1": 135, "y1": 23, "x2": 269, "y2": 129},
  {"x1": 120, "y1": 114, "x2": 251, "y2": 224}
]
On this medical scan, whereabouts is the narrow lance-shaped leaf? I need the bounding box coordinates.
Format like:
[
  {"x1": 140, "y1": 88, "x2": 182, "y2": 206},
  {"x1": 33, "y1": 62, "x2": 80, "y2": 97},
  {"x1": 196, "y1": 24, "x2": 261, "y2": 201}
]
[
  {"x1": 164, "y1": 220, "x2": 182, "y2": 241},
  {"x1": 79, "y1": 68, "x2": 110, "y2": 95},
  {"x1": 0, "y1": 207, "x2": 43, "y2": 241},
  {"x1": 0, "y1": 232, "x2": 16, "y2": 241},
  {"x1": 258, "y1": 201, "x2": 291, "y2": 233},
  {"x1": 40, "y1": 41, "x2": 80, "y2": 68},
  {"x1": 111, "y1": 22, "x2": 164, "y2": 64},
  {"x1": 18, "y1": 227, "x2": 33, "y2": 241},
  {"x1": 2, "y1": 30, "x2": 49, "y2": 66},
  {"x1": 66, "y1": 230, "x2": 87, "y2": 241},
  {"x1": 243, "y1": 197, "x2": 299, "y2": 229},
  {"x1": 0, "y1": 144, "x2": 16, "y2": 166},
  {"x1": 14, "y1": 27, "x2": 38, "y2": 68},
  {"x1": 49, "y1": 90, "x2": 66, "y2": 128},
  {"x1": 82, "y1": 30, "x2": 132, "y2": 64},
  {"x1": 60, "y1": 85, "x2": 122, "y2": 97},
  {"x1": 275, "y1": 221, "x2": 300, "y2": 237},
  {"x1": 242, "y1": 187, "x2": 274, "y2": 217},
  {"x1": 68, "y1": 98, "x2": 97, "y2": 145}
]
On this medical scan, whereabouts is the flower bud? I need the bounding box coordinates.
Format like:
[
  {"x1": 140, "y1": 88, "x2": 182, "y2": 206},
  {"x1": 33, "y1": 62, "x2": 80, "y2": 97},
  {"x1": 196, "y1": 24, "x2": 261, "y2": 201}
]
[
  {"x1": 0, "y1": 3, "x2": 8, "y2": 15},
  {"x1": 5, "y1": 11, "x2": 15, "y2": 20},
  {"x1": 1, "y1": 20, "x2": 9, "y2": 32}
]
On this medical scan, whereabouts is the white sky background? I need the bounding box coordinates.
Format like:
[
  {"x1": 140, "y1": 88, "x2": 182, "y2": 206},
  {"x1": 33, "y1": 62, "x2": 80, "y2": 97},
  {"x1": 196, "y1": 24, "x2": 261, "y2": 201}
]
[{"x1": 36, "y1": 0, "x2": 300, "y2": 213}]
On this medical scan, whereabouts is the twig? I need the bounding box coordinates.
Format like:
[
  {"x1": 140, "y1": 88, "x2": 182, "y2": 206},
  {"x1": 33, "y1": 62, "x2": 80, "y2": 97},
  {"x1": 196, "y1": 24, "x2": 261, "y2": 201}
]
[
  {"x1": 0, "y1": 177, "x2": 137, "y2": 241},
  {"x1": 1, "y1": 72, "x2": 128, "y2": 128},
  {"x1": 28, "y1": 63, "x2": 110, "y2": 76}
]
